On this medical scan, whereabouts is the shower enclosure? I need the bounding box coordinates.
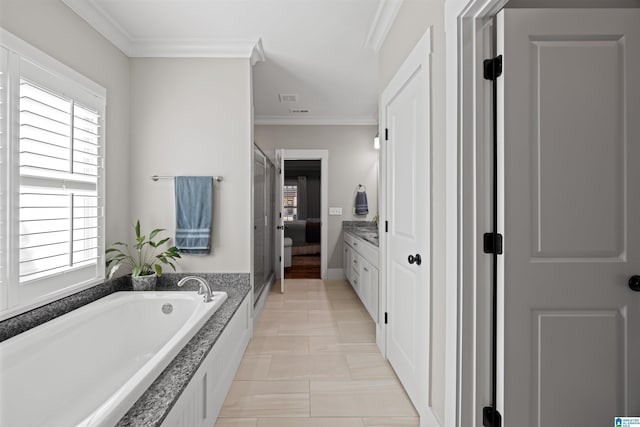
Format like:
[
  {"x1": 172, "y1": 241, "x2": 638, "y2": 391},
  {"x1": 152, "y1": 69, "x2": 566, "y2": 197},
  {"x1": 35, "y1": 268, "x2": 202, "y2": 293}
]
[{"x1": 253, "y1": 146, "x2": 276, "y2": 304}]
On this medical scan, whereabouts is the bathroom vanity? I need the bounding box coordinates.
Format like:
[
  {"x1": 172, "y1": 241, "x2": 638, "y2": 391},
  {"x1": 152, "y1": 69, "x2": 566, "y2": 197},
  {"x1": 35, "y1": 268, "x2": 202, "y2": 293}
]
[{"x1": 343, "y1": 223, "x2": 379, "y2": 323}]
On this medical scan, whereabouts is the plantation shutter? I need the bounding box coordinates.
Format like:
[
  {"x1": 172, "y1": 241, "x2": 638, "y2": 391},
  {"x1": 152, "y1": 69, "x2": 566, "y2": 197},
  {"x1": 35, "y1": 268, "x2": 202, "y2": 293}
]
[
  {"x1": 19, "y1": 80, "x2": 101, "y2": 282},
  {"x1": 1, "y1": 30, "x2": 106, "y2": 317},
  {"x1": 15, "y1": 57, "x2": 105, "y2": 299},
  {"x1": 0, "y1": 47, "x2": 8, "y2": 310}
]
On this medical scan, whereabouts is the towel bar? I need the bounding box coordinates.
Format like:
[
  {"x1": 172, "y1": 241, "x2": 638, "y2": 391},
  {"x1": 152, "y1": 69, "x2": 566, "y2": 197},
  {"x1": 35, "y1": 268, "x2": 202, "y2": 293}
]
[{"x1": 151, "y1": 175, "x2": 223, "y2": 182}]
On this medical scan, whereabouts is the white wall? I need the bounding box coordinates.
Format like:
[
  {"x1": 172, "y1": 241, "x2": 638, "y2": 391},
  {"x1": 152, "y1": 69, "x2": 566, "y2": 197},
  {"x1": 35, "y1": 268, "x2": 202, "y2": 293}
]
[
  {"x1": 379, "y1": 0, "x2": 447, "y2": 423},
  {"x1": 130, "y1": 58, "x2": 252, "y2": 273},
  {"x1": 0, "y1": 0, "x2": 131, "y2": 250},
  {"x1": 254, "y1": 125, "x2": 378, "y2": 269}
]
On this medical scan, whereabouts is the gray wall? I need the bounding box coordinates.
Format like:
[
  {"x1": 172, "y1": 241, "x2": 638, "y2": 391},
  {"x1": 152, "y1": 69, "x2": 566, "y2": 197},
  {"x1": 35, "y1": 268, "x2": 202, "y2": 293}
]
[
  {"x1": 255, "y1": 125, "x2": 378, "y2": 270},
  {"x1": 130, "y1": 58, "x2": 253, "y2": 273},
  {"x1": 379, "y1": 0, "x2": 446, "y2": 422},
  {"x1": 0, "y1": 0, "x2": 131, "y2": 251}
]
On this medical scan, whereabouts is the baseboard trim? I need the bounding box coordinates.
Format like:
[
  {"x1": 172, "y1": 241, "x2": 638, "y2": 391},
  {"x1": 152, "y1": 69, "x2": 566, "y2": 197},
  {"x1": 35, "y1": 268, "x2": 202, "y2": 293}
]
[{"x1": 327, "y1": 268, "x2": 345, "y2": 280}]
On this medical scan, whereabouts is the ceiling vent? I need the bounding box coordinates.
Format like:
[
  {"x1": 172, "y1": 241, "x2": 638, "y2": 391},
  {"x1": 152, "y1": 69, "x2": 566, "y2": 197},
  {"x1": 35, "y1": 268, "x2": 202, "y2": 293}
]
[
  {"x1": 290, "y1": 108, "x2": 309, "y2": 113},
  {"x1": 279, "y1": 94, "x2": 298, "y2": 103}
]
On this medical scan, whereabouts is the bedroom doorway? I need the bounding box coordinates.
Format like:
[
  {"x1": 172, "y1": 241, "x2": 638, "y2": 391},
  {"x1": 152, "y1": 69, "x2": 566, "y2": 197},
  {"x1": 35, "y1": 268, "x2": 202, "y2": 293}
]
[
  {"x1": 283, "y1": 159, "x2": 321, "y2": 279},
  {"x1": 275, "y1": 149, "x2": 328, "y2": 292}
]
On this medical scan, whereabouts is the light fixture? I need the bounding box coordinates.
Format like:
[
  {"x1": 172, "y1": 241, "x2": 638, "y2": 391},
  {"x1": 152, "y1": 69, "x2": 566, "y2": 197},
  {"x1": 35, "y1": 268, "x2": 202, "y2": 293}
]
[{"x1": 374, "y1": 133, "x2": 380, "y2": 150}]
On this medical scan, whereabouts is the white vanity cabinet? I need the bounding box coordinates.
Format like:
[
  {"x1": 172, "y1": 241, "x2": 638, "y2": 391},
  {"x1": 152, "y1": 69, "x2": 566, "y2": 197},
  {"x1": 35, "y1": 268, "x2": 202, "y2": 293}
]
[
  {"x1": 343, "y1": 232, "x2": 379, "y2": 323},
  {"x1": 343, "y1": 243, "x2": 352, "y2": 283},
  {"x1": 160, "y1": 294, "x2": 251, "y2": 427}
]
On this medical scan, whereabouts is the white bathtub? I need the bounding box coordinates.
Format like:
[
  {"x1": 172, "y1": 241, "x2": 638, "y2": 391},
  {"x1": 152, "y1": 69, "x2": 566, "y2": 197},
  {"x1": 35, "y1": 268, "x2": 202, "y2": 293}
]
[{"x1": 0, "y1": 290, "x2": 228, "y2": 427}]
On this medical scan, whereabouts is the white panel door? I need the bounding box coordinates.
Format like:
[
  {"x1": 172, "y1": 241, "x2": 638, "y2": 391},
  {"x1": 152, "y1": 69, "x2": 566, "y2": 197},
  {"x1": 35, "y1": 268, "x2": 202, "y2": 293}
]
[
  {"x1": 498, "y1": 9, "x2": 640, "y2": 426},
  {"x1": 383, "y1": 30, "x2": 431, "y2": 417}
]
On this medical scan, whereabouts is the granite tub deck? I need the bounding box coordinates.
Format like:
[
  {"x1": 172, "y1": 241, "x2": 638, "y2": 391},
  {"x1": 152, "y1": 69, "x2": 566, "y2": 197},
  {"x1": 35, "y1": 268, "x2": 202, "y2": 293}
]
[
  {"x1": 118, "y1": 274, "x2": 251, "y2": 427},
  {"x1": 343, "y1": 220, "x2": 379, "y2": 247},
  {"x1": 0, "y1": 273, "x2": 251, "y2": 427}
]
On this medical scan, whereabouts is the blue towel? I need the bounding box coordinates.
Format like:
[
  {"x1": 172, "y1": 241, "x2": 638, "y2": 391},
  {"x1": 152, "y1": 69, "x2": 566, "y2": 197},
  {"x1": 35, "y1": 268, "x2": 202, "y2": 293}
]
[
  {"x1": 355, "y1": 190, "x2": 368, "y2": 215},
  {"x1": 175, "y1": 176, "x2": 212, "y2": 254}
]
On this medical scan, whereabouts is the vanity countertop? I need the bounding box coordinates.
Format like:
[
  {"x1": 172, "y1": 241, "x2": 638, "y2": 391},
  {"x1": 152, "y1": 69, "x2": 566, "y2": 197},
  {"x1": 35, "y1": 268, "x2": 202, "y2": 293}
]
[{"x1": 343, "y1": 221, "x2": 379, "y2": 247}]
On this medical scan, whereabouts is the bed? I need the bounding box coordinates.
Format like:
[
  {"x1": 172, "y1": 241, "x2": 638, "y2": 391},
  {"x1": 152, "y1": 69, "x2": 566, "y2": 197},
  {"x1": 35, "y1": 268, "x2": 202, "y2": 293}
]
[{"x1": 284, "y1": 219, "x2": 321, "y2": 255}]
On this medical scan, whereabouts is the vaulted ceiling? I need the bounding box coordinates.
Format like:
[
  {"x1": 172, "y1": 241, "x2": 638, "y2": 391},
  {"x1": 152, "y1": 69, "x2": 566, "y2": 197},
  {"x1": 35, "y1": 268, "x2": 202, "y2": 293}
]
[{"x1": 63, "y1": 0, "x2": 403, "y2": 125}]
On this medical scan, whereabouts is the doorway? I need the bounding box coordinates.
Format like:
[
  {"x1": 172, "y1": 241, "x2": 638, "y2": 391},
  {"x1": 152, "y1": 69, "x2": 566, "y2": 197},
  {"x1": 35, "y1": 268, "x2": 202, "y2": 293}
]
[
  {"x1": 283, "y1": 159, "x2": 322, "y2": 279},
  {"x1": 275, "y1": 149, "x2": 329, "y2": 293}
]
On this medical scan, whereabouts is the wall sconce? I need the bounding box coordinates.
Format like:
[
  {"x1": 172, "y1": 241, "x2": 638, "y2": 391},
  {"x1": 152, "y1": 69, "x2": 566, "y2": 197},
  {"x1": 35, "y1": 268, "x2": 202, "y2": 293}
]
[{"x1": 374, "y1": 133, "x2": 380, "y2": 150}]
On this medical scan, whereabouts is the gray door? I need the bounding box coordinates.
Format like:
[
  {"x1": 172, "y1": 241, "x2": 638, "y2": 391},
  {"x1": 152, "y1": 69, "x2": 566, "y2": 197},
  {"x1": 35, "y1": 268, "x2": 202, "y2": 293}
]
[{"x1": 498, "y1": 9, "x2": 640, "y2": 426}]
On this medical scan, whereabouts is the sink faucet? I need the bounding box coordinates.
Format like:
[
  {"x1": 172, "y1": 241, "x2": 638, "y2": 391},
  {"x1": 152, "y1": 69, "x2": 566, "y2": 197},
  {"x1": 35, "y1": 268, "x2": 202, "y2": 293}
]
[{"x1": 177, "y1": 276, "x2": 214, "y2": 302}]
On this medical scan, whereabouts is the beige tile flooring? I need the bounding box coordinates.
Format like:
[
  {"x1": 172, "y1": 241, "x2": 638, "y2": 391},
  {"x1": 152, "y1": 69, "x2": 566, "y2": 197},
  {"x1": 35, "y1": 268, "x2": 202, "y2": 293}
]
[{"x1": 215, "y1": 279, "x2": 418, "y2": 427}]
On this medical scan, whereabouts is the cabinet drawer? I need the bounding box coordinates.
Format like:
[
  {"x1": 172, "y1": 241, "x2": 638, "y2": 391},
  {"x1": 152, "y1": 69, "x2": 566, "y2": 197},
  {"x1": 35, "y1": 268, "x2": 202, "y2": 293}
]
[
  {"x1": 344, "y1": 231, "x2": 357, "y2": 248},
  {"x1": 344, "y1": 231, "x2": 378, "y2": 268},
  {"x1": 358, "y1": 242, "x2": 378, "y2": 268}
]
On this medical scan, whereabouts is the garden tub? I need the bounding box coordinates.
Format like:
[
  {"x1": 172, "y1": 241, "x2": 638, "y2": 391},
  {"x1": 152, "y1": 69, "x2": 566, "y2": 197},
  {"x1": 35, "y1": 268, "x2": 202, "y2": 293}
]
[{"x1": 0, "y1": 290, "x2": 228, "y2": 427}]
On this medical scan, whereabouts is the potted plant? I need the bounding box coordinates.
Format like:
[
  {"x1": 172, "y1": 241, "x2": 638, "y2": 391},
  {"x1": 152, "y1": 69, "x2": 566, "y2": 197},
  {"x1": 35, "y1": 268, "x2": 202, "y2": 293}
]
[{"x1": 106, "y1": 220, "x2": 181, "y2": 291}]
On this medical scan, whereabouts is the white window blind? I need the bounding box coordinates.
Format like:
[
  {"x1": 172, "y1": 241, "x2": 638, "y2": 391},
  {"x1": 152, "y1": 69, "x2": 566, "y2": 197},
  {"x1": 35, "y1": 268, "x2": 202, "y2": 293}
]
[
  {"x1": 0, "y1": 29, "x2": 106, "y2": 318},
  {"x1": 18, "y1": 80, "x2": 101, "y2": 283},
  {"x1": 0, "y1": 46, "x2": 8, "y2": 307}
]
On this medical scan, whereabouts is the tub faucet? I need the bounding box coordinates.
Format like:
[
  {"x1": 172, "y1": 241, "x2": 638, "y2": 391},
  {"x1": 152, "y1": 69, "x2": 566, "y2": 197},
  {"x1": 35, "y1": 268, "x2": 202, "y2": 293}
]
[{"x1": 177, "y1": 276, "x2": 214, "y2": 303}]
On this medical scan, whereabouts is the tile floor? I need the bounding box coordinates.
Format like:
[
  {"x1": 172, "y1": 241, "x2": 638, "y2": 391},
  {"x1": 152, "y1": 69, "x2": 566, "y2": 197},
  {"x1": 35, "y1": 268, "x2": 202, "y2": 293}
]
[{"x1": 215, "y1": 279, "x2": 418, "y2": 427}]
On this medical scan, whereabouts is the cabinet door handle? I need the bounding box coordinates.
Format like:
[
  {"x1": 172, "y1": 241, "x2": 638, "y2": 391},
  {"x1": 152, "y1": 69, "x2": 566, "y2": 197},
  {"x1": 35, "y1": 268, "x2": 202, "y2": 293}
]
[
  {"x1": 353, "y1": 259, "x2": 357, "y2": 264},
  {"x1": 353, "y1": 242, "x2": 358, "y2": 247},
  {"x1": 364, "y1": 267, "x2": 369, "y2": 272}
]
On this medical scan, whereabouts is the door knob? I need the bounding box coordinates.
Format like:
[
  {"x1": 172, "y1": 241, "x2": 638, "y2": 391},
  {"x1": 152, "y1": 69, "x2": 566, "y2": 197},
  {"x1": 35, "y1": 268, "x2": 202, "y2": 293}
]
[
  {"x1": 630, "y1": 275, "x2": 640, "y2": 292},
  {"x1": 408, "y1": 254, "x2": 422, "y2": 266},
  {"x1": 277, "y1": 225, "x2": 284, "y2": 230}
]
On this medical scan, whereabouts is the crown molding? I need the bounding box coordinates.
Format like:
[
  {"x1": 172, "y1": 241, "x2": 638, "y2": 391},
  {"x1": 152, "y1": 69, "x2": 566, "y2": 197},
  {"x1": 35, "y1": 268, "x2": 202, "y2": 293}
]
[
  {"x1": 254, "y1": 115, "x2": 378, "y2": 126},
  {"x1": 62, "y1": 0, "x2": 266, "y2": 63},
  {"x1": 363, "y1": 0, "x2": 404, "y2": 52},
  {"x1": 126, "y1": 38, "x2": 265, "y2": 63},
  {"x1": 62, "y1": 0, "x2": 134, "y2": 55}
]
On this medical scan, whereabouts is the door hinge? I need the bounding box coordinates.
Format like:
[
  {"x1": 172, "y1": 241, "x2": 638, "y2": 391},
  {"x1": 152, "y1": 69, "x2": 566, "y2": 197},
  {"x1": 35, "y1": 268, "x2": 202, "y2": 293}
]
[
  {"x1": 279, "y1": 256, "x2": 282, "y2": 262},
  {"x1": 385, "y1": 128, "x2": 389, "y2": 141},
  {"x1": 384, "y1": 312, "x2": 388, "y2": 324},
  {"x1": 483, "y1": 233, "x2": 503, "y2": 255},
  {"x1": 279, "y1": 212, "x2": 282, "y2": 218},
  {"x1": 483, "y1": 55, "x2": 503, "y2": 81},
  {"x1": 385, "y1": 220, "x2": 388, "y2": 233},
  {"x1": 482, "y1": 407, "x2": 502, "y2": 427}
]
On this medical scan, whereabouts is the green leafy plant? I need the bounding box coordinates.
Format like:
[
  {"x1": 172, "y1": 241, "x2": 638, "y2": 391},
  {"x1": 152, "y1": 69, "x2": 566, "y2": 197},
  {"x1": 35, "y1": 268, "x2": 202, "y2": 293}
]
[{"x1": 106, "y1": 220, "x2": 181, "y2": 279}]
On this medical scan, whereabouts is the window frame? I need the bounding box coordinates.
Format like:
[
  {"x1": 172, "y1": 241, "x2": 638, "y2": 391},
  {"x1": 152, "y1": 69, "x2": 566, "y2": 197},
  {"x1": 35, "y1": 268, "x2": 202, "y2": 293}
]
[{"x1": 0, "y1": 29, "x2": 106, "y2": 321}]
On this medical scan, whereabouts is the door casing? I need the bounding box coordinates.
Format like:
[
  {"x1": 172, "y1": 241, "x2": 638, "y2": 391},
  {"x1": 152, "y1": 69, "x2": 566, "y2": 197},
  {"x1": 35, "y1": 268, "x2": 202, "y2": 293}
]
[{"x1": 445, "y1": 1, "x2": 508, "y2": 425}]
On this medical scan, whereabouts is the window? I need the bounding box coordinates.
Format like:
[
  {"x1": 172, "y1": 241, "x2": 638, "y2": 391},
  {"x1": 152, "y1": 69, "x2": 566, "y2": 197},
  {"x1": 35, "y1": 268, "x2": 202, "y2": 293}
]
[
  {"x1": 0, "y1": 30, "x2": 106, "y2": 318},
  {"x1": 283, "y1": 185, "x2": 297, "y2": 221}
]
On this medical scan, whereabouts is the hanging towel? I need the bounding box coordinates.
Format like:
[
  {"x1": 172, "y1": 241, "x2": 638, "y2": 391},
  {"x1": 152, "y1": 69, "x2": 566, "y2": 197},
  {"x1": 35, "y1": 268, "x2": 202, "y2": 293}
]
[
  {"x1": 175, "y1": 176, "x2": 212, "y2": 254},
  {"x1": 355, "y1": 186, "x2": 369, "y2": 215}
]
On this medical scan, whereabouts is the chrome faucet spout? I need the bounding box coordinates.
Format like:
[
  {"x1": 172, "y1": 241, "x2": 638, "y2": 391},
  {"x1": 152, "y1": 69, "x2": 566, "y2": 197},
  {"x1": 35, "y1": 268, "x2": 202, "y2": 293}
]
[{"x1": 177, "y1": 276, "x2": 214, "y2": 302}]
